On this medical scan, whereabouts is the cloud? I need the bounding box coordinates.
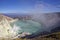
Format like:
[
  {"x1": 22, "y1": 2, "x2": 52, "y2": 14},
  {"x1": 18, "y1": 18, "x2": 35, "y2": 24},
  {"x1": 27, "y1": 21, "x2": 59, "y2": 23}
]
[
  {"x1": 30, "y1": 1, "x2": 60, "y2": 13},
  {"x1": 56, "y1": 5, "x2": 60, "y2": 8},
  {"x1": 0, "y1": 10, "x2": 17, "y2": 13}
]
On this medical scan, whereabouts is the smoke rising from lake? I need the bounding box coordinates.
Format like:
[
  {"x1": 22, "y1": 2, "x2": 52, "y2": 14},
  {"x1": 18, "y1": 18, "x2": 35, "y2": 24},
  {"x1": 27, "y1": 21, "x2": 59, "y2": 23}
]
[{"x1": 31, "y1": 13, "x2": 60, "y2": 32}]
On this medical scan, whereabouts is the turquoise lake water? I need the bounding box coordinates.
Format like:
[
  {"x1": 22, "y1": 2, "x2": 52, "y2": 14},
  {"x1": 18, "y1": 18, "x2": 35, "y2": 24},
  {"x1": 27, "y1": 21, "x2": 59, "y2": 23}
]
[{"x1": 11, "y1": 20, "x2": 43, "y2": 35}]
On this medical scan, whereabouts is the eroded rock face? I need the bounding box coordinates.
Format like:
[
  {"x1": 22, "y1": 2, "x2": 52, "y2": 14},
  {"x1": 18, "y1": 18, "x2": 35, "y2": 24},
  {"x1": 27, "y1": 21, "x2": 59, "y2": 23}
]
[{"x1": 0, "y1": 15, "x2": 19, "y2": 38}]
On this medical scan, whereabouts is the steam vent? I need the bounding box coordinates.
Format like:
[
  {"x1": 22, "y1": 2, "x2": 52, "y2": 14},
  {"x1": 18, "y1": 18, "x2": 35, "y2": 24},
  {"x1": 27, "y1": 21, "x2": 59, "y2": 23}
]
[{"x1": 0, "y1": 14, "x2": 42, "y2": 40}]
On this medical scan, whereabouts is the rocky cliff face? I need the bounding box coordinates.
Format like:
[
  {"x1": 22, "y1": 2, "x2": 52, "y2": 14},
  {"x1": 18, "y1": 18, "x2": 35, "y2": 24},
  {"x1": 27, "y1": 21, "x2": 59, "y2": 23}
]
[{"x1": 0, "y1": 14, "x2": 18, "y2": 38}]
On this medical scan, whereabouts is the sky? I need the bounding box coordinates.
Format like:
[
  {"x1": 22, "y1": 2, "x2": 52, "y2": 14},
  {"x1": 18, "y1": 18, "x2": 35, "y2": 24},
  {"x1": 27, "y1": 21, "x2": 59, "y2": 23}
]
[{"x1": 0, "y1": 0, "x2": 60, "y2": 13}]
